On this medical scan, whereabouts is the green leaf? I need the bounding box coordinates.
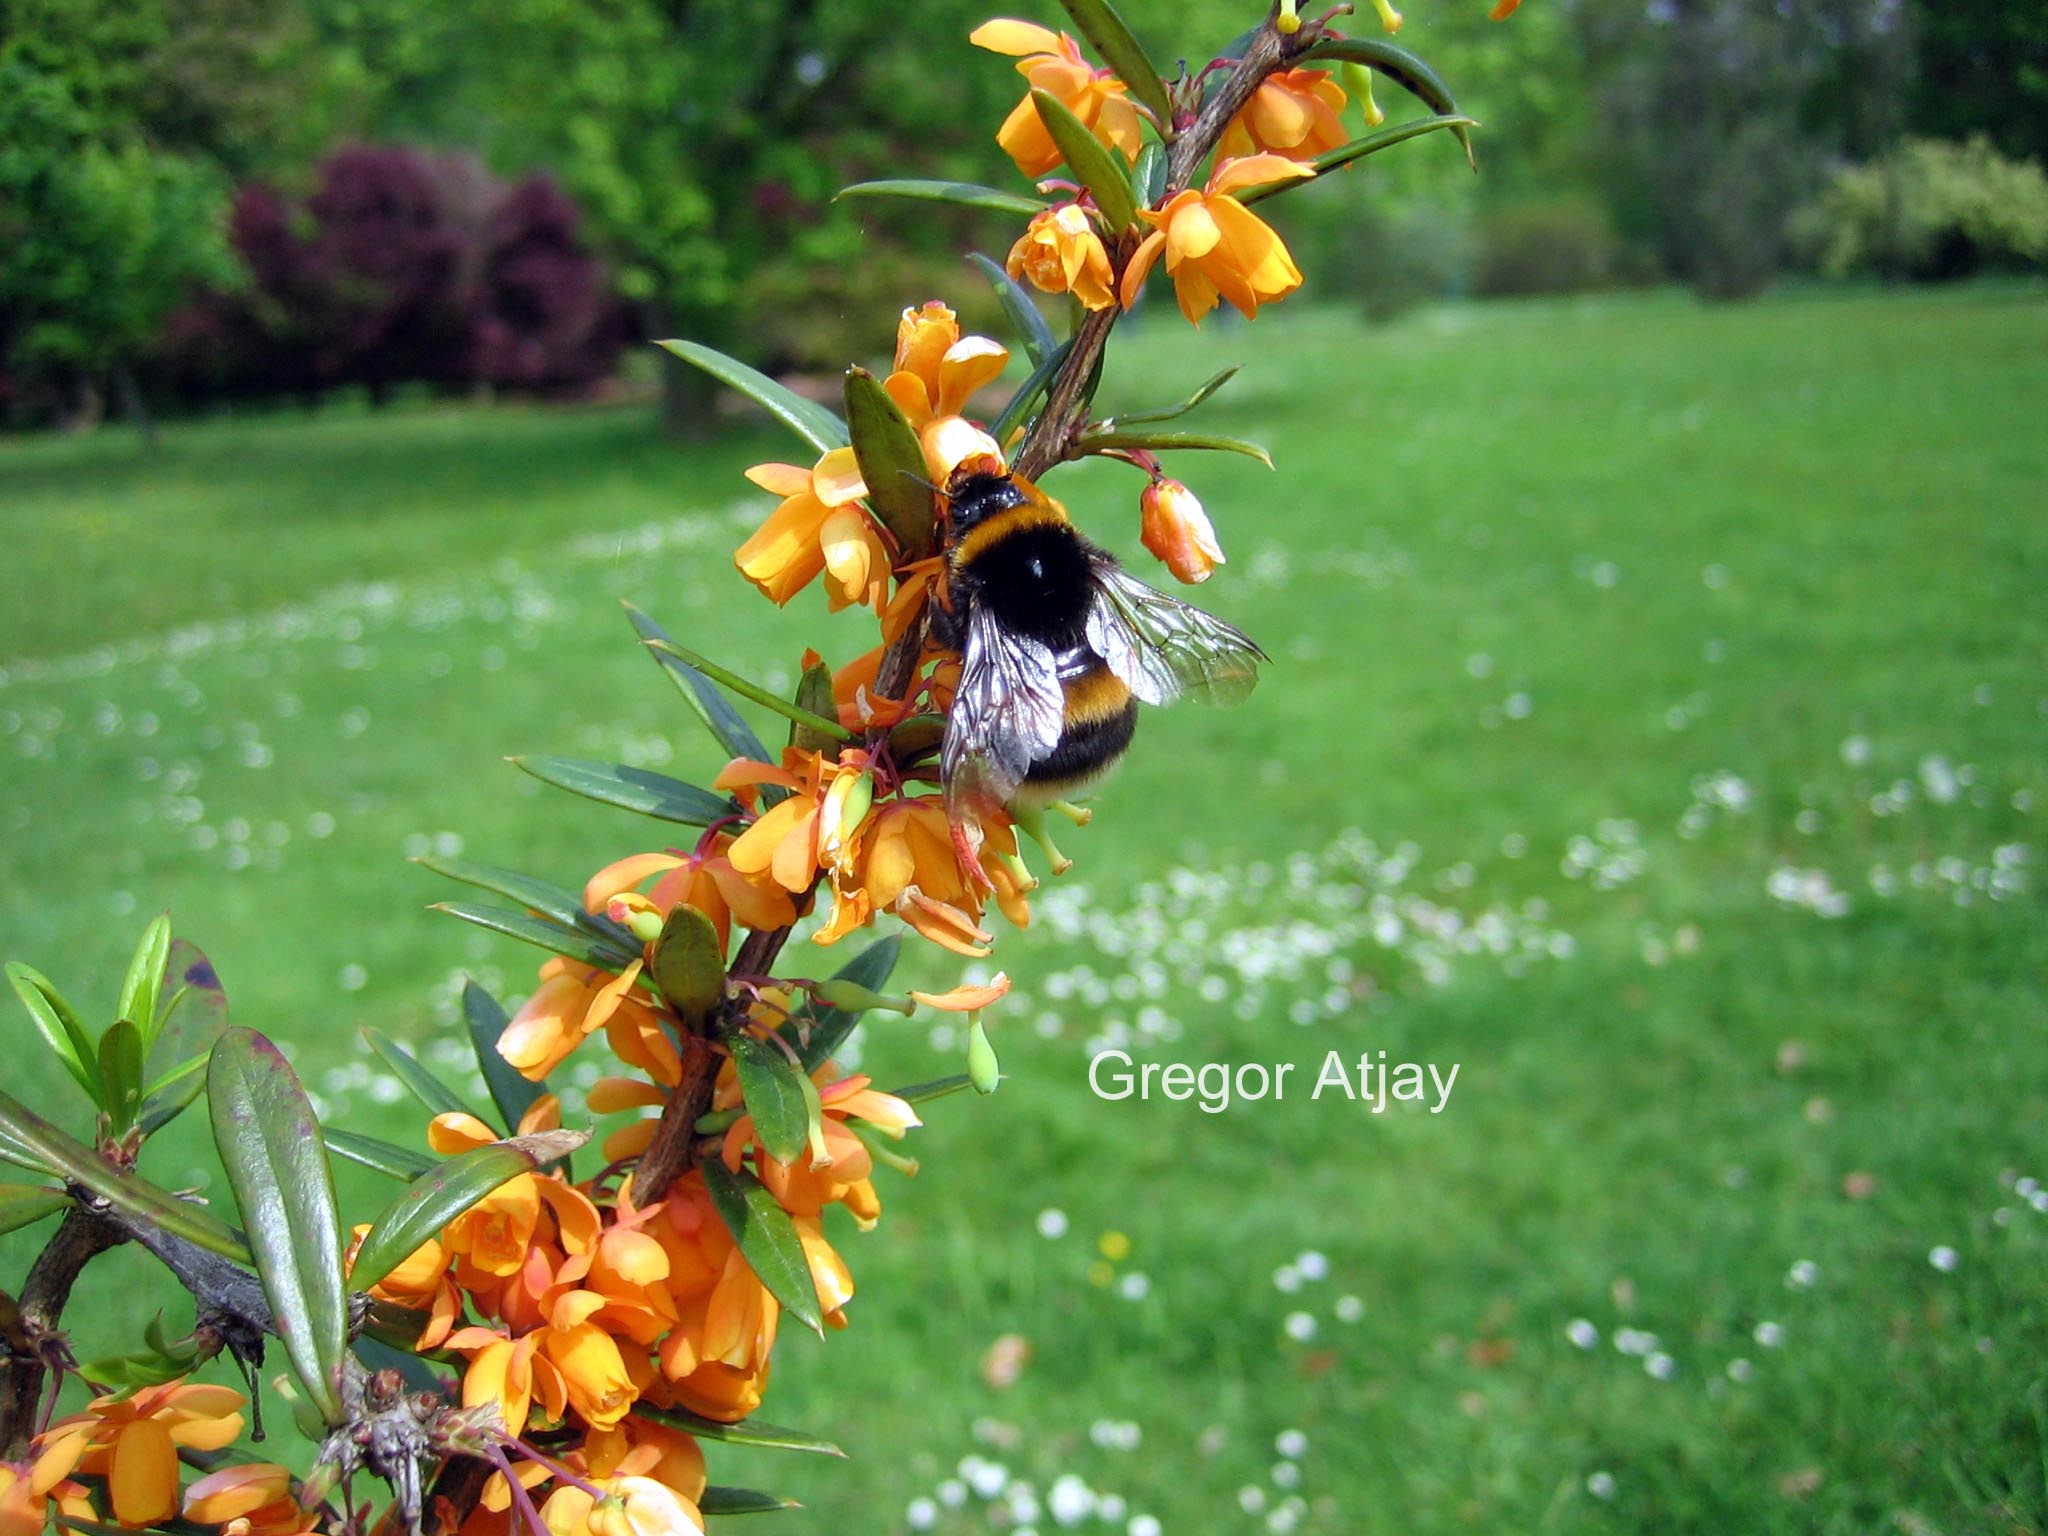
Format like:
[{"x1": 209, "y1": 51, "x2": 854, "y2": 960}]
[
  {"x1": 989, "y1": 336, "x2": 1077, "y2": 445},
  {"x1": 728, "y1": 1033, "x2": 812, "y2": 1166},
  {"x1": 1298, "y1": 38, "x2": 1475, "y2": 167},
  {"x1": 464, "y1": 981, "x2": 545, "y2": 1135},
  {"x1": 0, "y1": 1086, "x2": 249, "y2": 1261},
  {"x1": 838, "y1": 179, "x2": 1049, "y2": 217},
  {"x1": 363, "y1": 1028, "x2": 481, "y2": 1120},
  {"x1": 844, "y1": 367, "x2": 939, "y2": 563},
  {"x1": 1077, "y1": 428, "x2": 1273, "y2": 468},
  {"x1": 96, "y1": 1018, "x2": 144, "y2": 1135},
  {"x1": 1100, "y1": 366, "x2": 1240, "y2": 429},
  {"x1": 511, "y1": 755, "x2": 735, "y2": 827},
  {"x1": 349, "y1": 1129, "x2": 588, "y2": 1292},
  {"x1": 623, "y1": 602, "x2": 773, "y2": 766},
  {"x1": 885, "y1": 1073, "x2": 977, "y2": 1107},
  {"x1": 792, "y1": 935, "x2": 902, "y2": 1071},
  {"x1": 137, "y1": 1050, "x2": 211, "y2": 1136},
  {"x1": 6, "y1": 962, "x2": 102, "y2": 1103},
  {"x1": 0, "y1": 1182, "x2": 68, "y2": 1236},
  {"x1": 143, "y1": 939, "x2": 228, "y2": 1134},
  {"x1": 432, "y1": 901, "x2": 652, "y2": 973},
  {"x1": 656, "y1": 340, "x2": 848, "y2": 455},
  {"x1": 1238, "y1": 115, "x2": 1479, "y2": 203},
  {"x1": 699, "y1": 1486, "x2": 802, "y2": 1516},
  {"x1": 1051, "y1": 0, "x2": 1172, "y2": 127},
  {"x1": 650, "y1": 903, "x2": 725, "y2": 1027},
  {"x1": 789, "y1": 658, "x2": 839, "y2": 755},
  {"x1": 702, "y1": 1160, "x2": 823, "y2": 1336},
  {"x1": 208, "y1": 1028, "x2": 348, "y2": 1424},
  {"x1": 643, "y1": 641, "x2": 854, "y2": 744},
  {"x1": 1135, "y1": 140, "x2": 1167, "y2": 205},
  {"x1": 1030, "y1": 88, "x2": 1139, "y2": 230},
  {"x1": 117, "y1": 916, "x2": 171, "y2": 1053},
  {"x1": 325, "y1": 1128, "x2": 436, "y2": 1180},
  {"x1": 414, "y1": 856, "x2": 639, "y2": 960},
  {"x1": 967, "y1": 251, "x2": 1058, "y2": 367},
  {"x1": 634, "y1": 1402, "x2": 845, "y2": 1457}
]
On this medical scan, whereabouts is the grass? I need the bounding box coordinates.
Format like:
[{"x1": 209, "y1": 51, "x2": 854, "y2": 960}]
[{"x1": 2, "y1": 282, "x2": 2046, "y2": 1533}]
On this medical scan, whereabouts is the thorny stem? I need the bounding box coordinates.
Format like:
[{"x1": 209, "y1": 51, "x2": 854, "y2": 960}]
[
  {"x1": 1011, "y1": 10, "x2": 1331, "y2": 482},
  {"x1": 634, "y1": 922, "x2": 796, "y2": 1202},
  {"x1": 0, "y1": 1205, "x2": 123, "y2": 1457}
]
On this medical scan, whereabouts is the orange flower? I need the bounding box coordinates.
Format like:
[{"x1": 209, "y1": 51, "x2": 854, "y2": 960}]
[
  {"x1": 1491, "y1": 0, "x2": 1524, "y2": 15},
  {"x1": 1007, "y1": 204, "x2": 1115, "y2": 310},
  {"x1": 499, "y1": 957, "x2": 671, "y2": 1081},
  {"x1": 585, "y1": 843, "x2": 795, "y2": 958},
  {"x1": 735, "y1": 447, "x2": 891, "y2": 611},
  {"x1": 1217, "y1": 68, "x2": 1347, "y2": 162},
  {"x1": 883, "y1": 302, "x2": 1009, "y2": 480},
  {"x1": 1120, "y1": 155, "x2": 1315, "y2": 325},
  {"x1": 718, "y1": 752, "x2": 834, "y2": 896},
  {"x1": 35, "y1": 1379, "x2": 246, "y2": 1527},
  {"x1": 971, "y1": 19, "x2": 1143, "y2": 176},
  {"x1": 354, "y1": 1226, "x2": 462, "y2": 1348},
  {"x1": 182, "y1": 1463, "x2": 319, "y2": 1535},
  {"x1": 543, "y1": 1475, "x2": 706, "y2": 1536},
  {"x1": 0, "y1": 1461, "x2": 94, "y2": 1536},
  {"x1": 1139, "y1": 478, "x2": 1226, "y2": 583}
]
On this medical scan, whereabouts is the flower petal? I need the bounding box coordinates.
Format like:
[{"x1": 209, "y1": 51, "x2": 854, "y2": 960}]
[{"x1": 970, "y1": 18, "x2": 1063, "y2": 56}]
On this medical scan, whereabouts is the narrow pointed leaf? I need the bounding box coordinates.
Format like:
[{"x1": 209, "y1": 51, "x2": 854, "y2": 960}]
[
  {"x1": 1299, "y1": 38, "x2": 1475, "y2": 166},
  {"x1": 839, "y1": 179, "x2": 1049, "y2": 217},
  {"x1": 432, "y1": 900, "x2": 653, "y2": 973},
  {"x1": 363, "y1": 1028, "x2": 481, "y2": 1120},
  {"x1": 651, "y1": 902, "x2": 725, "y2": 1028},
  {"x1": 1030, "y1": 89, "x2": 1139, "y2": 230},
  {"x1": 349, "y1": 1129, "x2": 588, "y2": 1291},
  {"x1": 117, "y1": 916, "x2": 172, "y2": 1052},
  {"x1": 326, "y1": 1128, "x2": 436, "y2": 1180},
  {"x1": 96, "y1": 1019, "x2": 144, "y2": 1134},
  {"x1": 644, "y1": 641, "x2": 853, "y2": 743},
  {"x1": 792, "y1": 935, "x2": 902, "y2": 1070},
  {"x1": 5, "y1": 963, "x2": 101, "y2": 1102},
  {"x1": 702, "y1": 1160, "x2": 823, "y2": 1335},
  {"x1": 1238, "y1": 115, "x2": 1479, "y2": 203},
  {"x1": 634, "y1": 1403, "x2": 845, "y2": 1456},
  {"x1": 1135, "y1": 140, "x2": 1167, "y2": 205},
  {"x1": 0, "y1": 1086, "x2": 249, "y2": 1260},
  {"x1": 656, "y1": 341, "x2": 847, "y2": 455},
  {"x1": 414, "y1": 856, "x2": 639, "y2": 957},
  {"x1": 0, "y1": 1183, "x2": 68, "y2": 1236},
  {"x1": 728, "y1": 1034, "x2": 812, "y2": 1166},
  {"x1": 885, "y1": 1073, "x2": 977, "y2": 1107},
  {"x1": 623, "y1": 602, "x2": 773, "y2": 766},
  {"x1": 789, "y1": 659, "x2": 839, "y2": 755},
  {"x1": 990, "y1": 336, "x2": 1076, "y2": 444},
  {"x1": 206, "y1": 1028, "x2": 348, "y2": 1422},
  {"x1": 1052, "y1": 0, "x2": 1172, "y2": 125},
  {"x1": 968, "y1": 252, "x2": 1058, "y2": 367},
  {"x1": 1101, "y1": 366, "x2": 1240, "y2": 429},
  {"x1": 699, "y1": 1486, "x2": 802, "y2": 1516},
  {"x1": 465, "y1": 981, "x2": 544, "y2": 1134},
  {"x1": 1077, "y1": 428, "x2": 1273, "y2": 468},
  {"x1": 510, "y1": 755, "x2": 735, "y2": 827},
  {"x1": 844, "y1": 367, "x2": 939, "y2": 563}
]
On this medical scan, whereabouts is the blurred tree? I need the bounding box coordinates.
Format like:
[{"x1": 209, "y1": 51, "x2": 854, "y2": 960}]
[
  {"x1": 0, "y1": 61, "x2": 233, "y2": 436},
  {"x1": 1908, "y1": 0, "x2": 2048, "y2": 165}
]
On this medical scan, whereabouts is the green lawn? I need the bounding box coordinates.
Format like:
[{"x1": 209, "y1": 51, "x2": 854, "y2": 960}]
[{"x1": 2, "y1": 283, "x2": 2046, "y2": 1533}]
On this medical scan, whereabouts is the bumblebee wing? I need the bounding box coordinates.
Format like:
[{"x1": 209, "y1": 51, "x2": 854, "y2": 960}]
[
  {"x1": 1085, "y1": 559, "x2": 1267, "y2": 707},
  {"x1": 942, "y1": 602, "x2": 1066, "y2": 822}
]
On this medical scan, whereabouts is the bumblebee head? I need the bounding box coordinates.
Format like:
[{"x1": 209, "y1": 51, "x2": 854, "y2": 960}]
[{"x1": 943, "y1": 461, "x2": 1030, "y2": 538}]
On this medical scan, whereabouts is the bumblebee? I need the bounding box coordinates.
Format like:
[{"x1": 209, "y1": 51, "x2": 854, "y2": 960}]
[{"x1": 929, "y1": 456, "x2": 1266, "y2": 852}]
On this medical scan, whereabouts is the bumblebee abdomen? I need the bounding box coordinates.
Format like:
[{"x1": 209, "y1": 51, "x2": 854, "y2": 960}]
[{"x1": 1019, "y1": 660, "x2": 1137, "y2": 802}]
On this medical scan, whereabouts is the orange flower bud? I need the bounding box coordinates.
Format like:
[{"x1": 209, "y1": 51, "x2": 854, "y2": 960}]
[
  {"x1": 1007, "y1": 205, "x2": 1115, "y2": 311},
  {"x1": 1139, "y1": 479, "x2": 1226, "y2": 584}
]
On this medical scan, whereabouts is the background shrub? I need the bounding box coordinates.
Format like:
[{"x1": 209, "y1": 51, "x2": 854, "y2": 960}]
[
  {"x1": 1473, "y1": 198, "x2": 1623, "y2": 297},
  {"x1": 1791, "y1": 137, "x2": 2048, "y2": 282}
]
